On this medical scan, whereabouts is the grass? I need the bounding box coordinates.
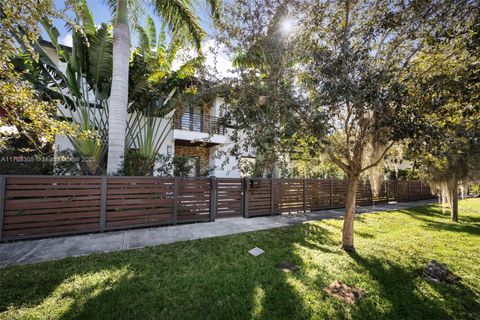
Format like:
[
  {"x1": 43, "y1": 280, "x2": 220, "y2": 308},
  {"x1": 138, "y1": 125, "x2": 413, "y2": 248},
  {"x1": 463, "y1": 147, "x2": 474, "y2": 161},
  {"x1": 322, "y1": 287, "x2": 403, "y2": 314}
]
[{"x1": 1, "y1": 199, "x2": 479, "y2": 320}]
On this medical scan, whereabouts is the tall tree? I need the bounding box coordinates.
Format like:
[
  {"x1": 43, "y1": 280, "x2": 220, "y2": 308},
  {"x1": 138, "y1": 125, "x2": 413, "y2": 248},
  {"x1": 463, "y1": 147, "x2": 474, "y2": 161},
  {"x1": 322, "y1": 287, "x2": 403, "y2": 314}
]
[
  {"x1": 405, "y1": 14, "x2": 480, "y2": 221},
  {"x1": 216, "y1": 0, "x2": 314, "y2": 178},
  {"x1": 296, "y1": 0, "x2": 477, "y2": 251},
  {"x1": 216, "y1": 0, "x2": 477, "y2": 251},
  {"x1": 105, "y1": 0, "x2": 221, "y2": 174}
]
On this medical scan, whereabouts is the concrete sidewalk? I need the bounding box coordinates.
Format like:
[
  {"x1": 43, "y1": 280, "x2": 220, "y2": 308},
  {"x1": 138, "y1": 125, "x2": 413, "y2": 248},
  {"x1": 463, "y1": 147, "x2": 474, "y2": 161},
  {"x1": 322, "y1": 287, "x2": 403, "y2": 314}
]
[{"x1": 0, "y1": 199, "x2": 436, "y2": 267}]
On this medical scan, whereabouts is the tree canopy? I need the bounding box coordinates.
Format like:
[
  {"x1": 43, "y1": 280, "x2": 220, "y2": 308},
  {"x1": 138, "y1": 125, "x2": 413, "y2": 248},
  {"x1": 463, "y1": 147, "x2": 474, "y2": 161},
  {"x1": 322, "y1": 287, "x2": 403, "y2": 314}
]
[{"x1": 215, "y1": 0, "x2": 480, "y2": 250}]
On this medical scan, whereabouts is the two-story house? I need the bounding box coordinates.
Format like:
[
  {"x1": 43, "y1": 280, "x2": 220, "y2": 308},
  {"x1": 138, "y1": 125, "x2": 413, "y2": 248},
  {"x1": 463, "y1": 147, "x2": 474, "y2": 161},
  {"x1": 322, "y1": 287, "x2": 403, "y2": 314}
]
[{"x1": 40, "y1": 40, "x2": 243, "y2": 177}]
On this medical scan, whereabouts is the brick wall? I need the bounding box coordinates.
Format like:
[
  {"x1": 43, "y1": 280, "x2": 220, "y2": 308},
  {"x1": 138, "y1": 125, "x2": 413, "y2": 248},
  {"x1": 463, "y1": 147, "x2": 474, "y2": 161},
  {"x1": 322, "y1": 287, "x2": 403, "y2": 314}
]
[{"x1": 175, "y1": 145, "x2": 210, "y2": 176}]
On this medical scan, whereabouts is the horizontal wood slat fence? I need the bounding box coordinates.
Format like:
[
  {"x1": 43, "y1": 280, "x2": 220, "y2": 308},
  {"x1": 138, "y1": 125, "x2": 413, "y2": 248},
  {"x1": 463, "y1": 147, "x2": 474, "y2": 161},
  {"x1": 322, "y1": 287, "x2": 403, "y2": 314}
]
[{"x1": 0, "y1": 176, "x2": 434, "y2": 241}]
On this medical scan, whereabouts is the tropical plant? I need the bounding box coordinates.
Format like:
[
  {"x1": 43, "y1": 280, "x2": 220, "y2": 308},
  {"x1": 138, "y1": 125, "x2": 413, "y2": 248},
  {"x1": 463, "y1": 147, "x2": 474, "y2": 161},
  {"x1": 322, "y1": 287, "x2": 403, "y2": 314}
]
[
  {"x1": 13, "y1": 0, "x2": 113, "y2": 174},
  {"x1": 153, "y1": 154, "x2": 194, "y2": 177},
  {"x1": 123, "y1": 18, "x2": 205, "y2": 176},
  {"x1": 105, "y1": 0, "x2": 221, "y2": 174}
]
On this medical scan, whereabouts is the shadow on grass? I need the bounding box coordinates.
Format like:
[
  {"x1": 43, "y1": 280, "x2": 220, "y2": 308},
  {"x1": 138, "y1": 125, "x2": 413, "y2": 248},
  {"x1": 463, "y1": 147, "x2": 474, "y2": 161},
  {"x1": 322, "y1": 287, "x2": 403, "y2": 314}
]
[
  {"x1": 322, "y1": 218, "x2": 376, "y2": 239},
  {"x1": 1, "y1": 210, "x2": 479, "y2": 320},
  {"x1": 54, "y1": 231, "x2": 320, "y2": 320},
  {"x1": 400, "y1": 206, "x2": 480, "y2": 236},
  {"x1": 0, "y1": 258, "x2": 124, "y2": 313},
  {"x1": 1, "y1": 225, "x2": 332, "y2": 320},
  {"x1": 347, "y1": 251, "x2": 480, "y2": 320}
]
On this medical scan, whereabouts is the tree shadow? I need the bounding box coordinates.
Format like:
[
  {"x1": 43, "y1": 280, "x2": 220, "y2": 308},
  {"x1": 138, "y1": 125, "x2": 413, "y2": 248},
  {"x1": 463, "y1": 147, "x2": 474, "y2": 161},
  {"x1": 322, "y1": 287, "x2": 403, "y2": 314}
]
[
  {"x1": 399, "y1": 207, "x2": 480, "y2": 236},
  {"x1": 321, "y1": 218, "x2": 376, "y2": 239},
  {"x1": 2, "y1": 212, "x2": 479, "y2": 319},
  {"x1": 0, "y1": 257, "x2": 129, "y2": 313},
  {"x1": 347, "y1": 251, "x2": 480, "y2": 320},
  {"x1": 1, "y1": 223, "x2": 336, "y2": 319},
  {"x1": 423, "y1": 221, "x2": 480, "y2": 235},
  {"x1": 53, "y1": 236, "x2": 315, "y2": 320}
]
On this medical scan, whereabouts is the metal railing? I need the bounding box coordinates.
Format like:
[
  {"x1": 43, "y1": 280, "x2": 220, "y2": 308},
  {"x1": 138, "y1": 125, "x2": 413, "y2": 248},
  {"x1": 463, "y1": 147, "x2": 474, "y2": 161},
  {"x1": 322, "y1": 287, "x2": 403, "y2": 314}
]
[{"x1": 174, "y1": 112, "x2": 226, "y2": 135}]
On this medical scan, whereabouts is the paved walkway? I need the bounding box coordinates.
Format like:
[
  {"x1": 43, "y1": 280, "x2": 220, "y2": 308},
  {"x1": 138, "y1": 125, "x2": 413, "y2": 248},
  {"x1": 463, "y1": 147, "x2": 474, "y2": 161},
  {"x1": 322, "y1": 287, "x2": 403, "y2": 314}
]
[{"x1": 0, "y1": 199, "x2": 436, "y2": 267}]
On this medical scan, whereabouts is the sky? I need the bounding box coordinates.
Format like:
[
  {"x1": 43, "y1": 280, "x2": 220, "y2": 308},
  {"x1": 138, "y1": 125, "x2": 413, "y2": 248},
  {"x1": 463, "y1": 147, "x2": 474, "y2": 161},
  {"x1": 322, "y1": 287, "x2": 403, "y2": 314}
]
[
  {"x1": 49, "y1": 0, "x2": 215, "y2": 46},
  {"x1": 45, "y1": 0, "x2": 232, "y2": 77}
]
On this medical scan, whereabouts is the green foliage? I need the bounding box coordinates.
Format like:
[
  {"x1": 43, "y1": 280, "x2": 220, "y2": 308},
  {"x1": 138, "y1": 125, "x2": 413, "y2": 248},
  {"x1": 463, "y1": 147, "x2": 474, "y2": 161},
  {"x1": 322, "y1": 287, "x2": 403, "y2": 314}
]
[
  {"x1": 386, "y1": 169, "x2": 420, "y2": 181},
  {"x1": 120, "y1": 152, "x2": 197, "y2": 177},
  {"x1": 289, "y1": 159, "x2": 346, "y2": 180},
  {"x1": 470, "y1": 183, "x2": 480, "y2": 194},
  {"x1": 128, "y1": 18, "x2": 204, "y2": 116},
  {"x1": 0, "y1": 72, "x2": 71, "y2": 150},
  {"x1": 0, "y1": 148, "x2": 54, "y2": 175},
  {"x1": 296, "y1": 0, "x2": 477, "y2": 179},
  {"x1": 122, "y1": 149, "x2": 156, "y2": 176},
  {"x1": 172, "y1": 155, "x2": 196, "y2": 177},
  {"x1": 0, "y1": 1, "x2": 73, "y2": 159},
  {"x1": 16, "y1": 1, "x2": 113, "y2": 175},
  {"x1": 216, "y1": 0, "x2": 313, "y2": 176},
  {"x1": 53, "y1": 149, "x2": 95, "y2": 176},
  {"x1": 404, "y1": 12, "x2": 480, "y2": 215},
  {"x1": 0, "y1": 0, "x2": 60, "y2": 67}
]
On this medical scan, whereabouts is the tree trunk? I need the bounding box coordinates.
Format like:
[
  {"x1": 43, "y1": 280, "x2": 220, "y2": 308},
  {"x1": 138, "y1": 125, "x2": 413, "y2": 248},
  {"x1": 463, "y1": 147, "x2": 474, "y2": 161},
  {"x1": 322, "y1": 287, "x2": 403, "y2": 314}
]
[
  {"x1": 342, "y1": 174, "x2": 358, "y2": 251},
  {"x1": 107, "y1": 0, "x2": 129, "y2": 174},
  {"x1": 449, "y1": 179, "x2": 459, "y2": 222}
]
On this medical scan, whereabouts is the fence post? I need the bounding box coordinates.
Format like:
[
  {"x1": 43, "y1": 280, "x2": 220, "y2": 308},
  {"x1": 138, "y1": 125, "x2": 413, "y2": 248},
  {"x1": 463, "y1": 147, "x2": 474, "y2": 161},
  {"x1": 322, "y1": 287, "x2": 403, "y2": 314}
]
[
  {"x1": 173, "y1": 177, "x2": 179, "y2": 224},
  {"x1": 209, "y1": 176, "x2": 217, "y2": 222},
  {"x1": 407, "y1": 180, "x2": 411, "y2": 202},
  {"x1": 303, "y1": 179, "x2": 307, "y2": 212},
  {"x1": 385, "y1": 181, "x2": 389, "y2": 203},
  {"x1": 370, "y1": 181, "x2": 374, "y2": 205},
  {"x1": 99, "y1": 176, "x2": 107, "y2": 232},
  {"x1": 243, "y1": 177, "x2": 250, "y2": 218},
  {"x1": 394, "y1": 180, "x2": 398, "y2": 201},
  {"x1": 270, "y1": 177, "x2": 275, "y2": 215},
  {"x1": 329, "y1": 179, "x2": 333, "y2": 208},
  {"x1": 0, "y1": 175, "x2": 5, "y2": 240}
]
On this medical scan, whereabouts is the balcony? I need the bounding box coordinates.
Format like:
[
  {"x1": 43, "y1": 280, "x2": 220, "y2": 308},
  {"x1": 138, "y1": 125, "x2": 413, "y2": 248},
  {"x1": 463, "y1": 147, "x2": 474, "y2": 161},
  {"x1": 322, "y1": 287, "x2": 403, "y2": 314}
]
[
  {"x1": 174, "y1": 112, "x2": 226, "y2": 135},
  {"x1": 173, "y1": 112, "x2": 227, "y2": 145}
]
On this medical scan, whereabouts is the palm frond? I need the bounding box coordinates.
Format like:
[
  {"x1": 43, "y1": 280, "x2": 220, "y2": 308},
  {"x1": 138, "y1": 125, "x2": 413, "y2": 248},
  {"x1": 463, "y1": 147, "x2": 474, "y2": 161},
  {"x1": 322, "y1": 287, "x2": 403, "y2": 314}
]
[
  {"x1": 136, "y1": 25, "x2": 151, "y2": 58},
  {"x1": 152, "y1": 0, "x2": 205, "y2": 49},
  {"x1": 39, "y1": 19, "x2": 70, "y2": 63},
  {"x1": 146, "y1": 15, "x2": 157, "y2": 48},
  {"x1": 205, "y1": 0, "x2": 222, "y2": 23},
  {"x1": 158, "y1": 21, "x2": 167, "y2": 52},
  {"x1": 80, "y1": 0, "x2": 96, "y2": 35},
  {"x1": 175, "y1": 56, "x2": 204, "y2": 79},
  {"x1": 87, "y1": 23, "x2": 113, "y2": 99}
]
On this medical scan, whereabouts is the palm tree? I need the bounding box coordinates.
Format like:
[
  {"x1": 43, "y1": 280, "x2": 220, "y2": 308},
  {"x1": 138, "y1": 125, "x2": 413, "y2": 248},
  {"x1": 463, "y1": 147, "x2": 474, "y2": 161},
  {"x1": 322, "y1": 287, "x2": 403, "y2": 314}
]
[
  {"x1": 124, "y1": 17, "x2": 204, "y2": 175},
  {"x1": 106, "y1": 0, "x2": 221, "y2": 174}
]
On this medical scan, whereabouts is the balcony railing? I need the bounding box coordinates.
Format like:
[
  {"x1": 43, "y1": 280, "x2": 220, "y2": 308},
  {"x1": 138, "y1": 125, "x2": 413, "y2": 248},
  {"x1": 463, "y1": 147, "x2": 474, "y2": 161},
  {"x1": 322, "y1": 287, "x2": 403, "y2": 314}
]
[{"x1": 174, "y1": 112, "x2": 226, "y2": 135}]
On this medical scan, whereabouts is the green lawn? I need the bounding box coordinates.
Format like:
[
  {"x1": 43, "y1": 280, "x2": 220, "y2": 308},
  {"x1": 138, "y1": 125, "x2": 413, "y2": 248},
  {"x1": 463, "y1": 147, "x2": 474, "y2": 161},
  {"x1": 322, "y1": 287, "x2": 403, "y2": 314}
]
[{"x1": 1, "y1": 199, "x2": 479, "y2": 320}]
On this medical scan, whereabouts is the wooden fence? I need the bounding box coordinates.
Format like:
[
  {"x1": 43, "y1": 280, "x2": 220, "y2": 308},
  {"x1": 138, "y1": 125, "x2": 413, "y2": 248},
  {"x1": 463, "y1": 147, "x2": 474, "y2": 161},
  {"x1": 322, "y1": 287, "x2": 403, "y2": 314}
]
[{"x1": 0, "y1": 176, "x2": 435, "y2": 241}]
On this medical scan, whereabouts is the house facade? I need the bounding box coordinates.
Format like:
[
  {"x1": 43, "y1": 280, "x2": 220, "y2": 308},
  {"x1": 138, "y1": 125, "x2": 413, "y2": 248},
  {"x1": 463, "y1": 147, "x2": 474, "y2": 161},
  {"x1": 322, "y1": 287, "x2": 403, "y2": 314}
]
[{"x1": 41, "y1": 41, "x2": 244, "y2": 177}]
